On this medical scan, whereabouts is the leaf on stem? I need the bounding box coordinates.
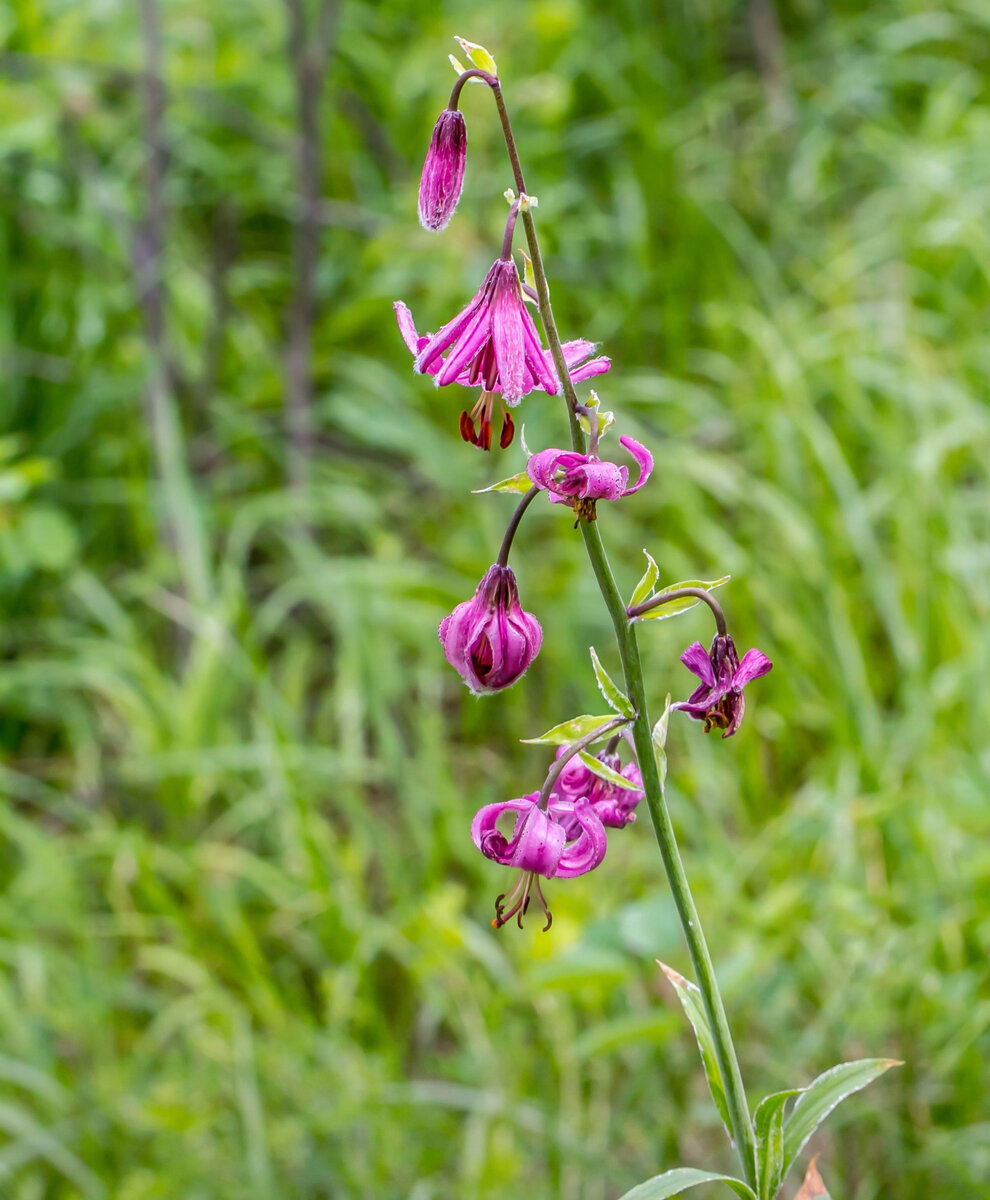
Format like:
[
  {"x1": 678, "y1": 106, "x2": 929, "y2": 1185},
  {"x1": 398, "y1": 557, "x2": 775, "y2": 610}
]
[
  {"x1": 781, "y1": 1059, "x2": 901, "y2": 1180},
  {"x1": 634, "y1": 576, "x2": 731, "y2": 620},
  {"x1": 453, "y1": 36, "x2": 498, "y2": 76},
  {"x1": 577, "y1": 749, "x2": 640, "y2": 791},
  {"x1": 615, "y1": 1167, "x2": 756, "y2": 1200},
  {"x1": 629, "y1": 549, "x2": 660, "y2": 608},
  {"x1": 754, "y1": 1089, "x2": 803, "y2": 1200},
  {"x1": 793, "y1": 1158, "x2": 830, "y2": 1200},
  {"x1": 577, "y1": 391, "x2": 615, "y2": 440},
  {"x1": 448, "y1": 53, "x2": 486, "y2": 81},
  {"x1": 472, "y1": 471, "x2": 532, "y2": 495},
  {"x1": 521, "y1": 715, "x2": 618, "y2": 746},
  {"x1": 657, "y1": 962, "x2": 732, "y2": 1138},
  {"x1": 652, "y1": 694, "x2": 671, "y2": 785},
  {"x1": 589, "y1": 646, "x2": 634, "y2": 717}
]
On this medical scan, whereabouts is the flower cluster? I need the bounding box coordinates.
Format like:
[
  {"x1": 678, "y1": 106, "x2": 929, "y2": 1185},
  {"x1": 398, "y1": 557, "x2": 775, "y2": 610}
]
[
  {"x1": 403, "y1": 49, "x2": 773, "y2": 931},
  {"x1": 470, "y1": 737, "x2": 643, "y2": 929}
]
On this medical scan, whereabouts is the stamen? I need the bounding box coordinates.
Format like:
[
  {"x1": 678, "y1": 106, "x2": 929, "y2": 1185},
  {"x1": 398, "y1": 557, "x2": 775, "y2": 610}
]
[
  {"x1": 459, "y1": 411, "x2": 477, "y2": 444},
  {"x1": 479, "y1": 417, "x2": 492, "y2": 451},
  {"x1": 500, "y1": 410, "x2": 515, "y2": 448}
]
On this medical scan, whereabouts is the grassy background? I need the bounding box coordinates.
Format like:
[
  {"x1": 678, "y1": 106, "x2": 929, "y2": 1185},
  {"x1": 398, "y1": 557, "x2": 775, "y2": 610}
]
[{"x1": 1, "y1": 0, "x2": 989, "y2": 1196}]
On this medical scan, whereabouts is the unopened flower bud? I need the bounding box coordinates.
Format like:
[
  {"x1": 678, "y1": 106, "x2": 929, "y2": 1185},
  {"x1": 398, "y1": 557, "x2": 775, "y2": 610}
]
[
  {"x1": 418, "y1": 108, "x2": 467, "y2": 232},
  {"x1": 438, "y1": 564, "x2": 542, "y2": 694}
]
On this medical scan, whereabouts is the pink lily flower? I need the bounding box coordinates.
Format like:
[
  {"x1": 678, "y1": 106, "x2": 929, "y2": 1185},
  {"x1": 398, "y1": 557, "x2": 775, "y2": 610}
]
[
  {"x1": 438, "y1": 564, "x2": 542, "y2": 695},
  {"x1": 471, "y1": 791, "x2": 608, "y2": 928},
  {"x1": 527, "y1": 435, "x2": 654, "y2": 521},
  {"x1": 553, "y1": 745, "x2": 644, "y2": 828},
  {"x1": 672, "y1": 634, "x2": 772, "y2": 738},
  {"x1": 395, "y1": 299, "x2": 610, "y2": 447}
]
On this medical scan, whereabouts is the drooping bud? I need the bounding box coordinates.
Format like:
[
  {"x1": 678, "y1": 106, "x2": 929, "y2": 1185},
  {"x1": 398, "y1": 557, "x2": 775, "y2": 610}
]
[
  {"x1": 418, "y1": 108, "x2": 467, "y2": 232},
  {"x1": 438, "y1": 564, "x2": 542, "y2": 694}
]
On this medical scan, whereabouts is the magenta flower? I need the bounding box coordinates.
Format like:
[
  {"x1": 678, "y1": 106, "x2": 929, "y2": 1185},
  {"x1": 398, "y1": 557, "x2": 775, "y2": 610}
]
[
  {"x1": 395, "y1": 301, "x2": 610, "y2": 447},
  {"x1": 439, "y1": 564, "x2": 542, "y2": 694},
  {"x1": 554, "y1": 746, "x2": 644, "y2": 828},
  {"x1": 471, "y1": 792, "x2": 608, "y2": 928},
  {"x1": 418, "y1": 108, "x2": 468, "y2": 232},
  {"x1": 672, "y1": 634, "x2": 772, "y2": 738},
  {"x1": 527, "y1": 435, "x2": 653, "y2": 520}
]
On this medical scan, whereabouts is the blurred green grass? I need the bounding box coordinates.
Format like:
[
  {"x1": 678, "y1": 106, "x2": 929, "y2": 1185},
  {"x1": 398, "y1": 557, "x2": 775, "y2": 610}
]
[{"x1": 0, "y1": 0, "x2": 988, "y2": 1196}]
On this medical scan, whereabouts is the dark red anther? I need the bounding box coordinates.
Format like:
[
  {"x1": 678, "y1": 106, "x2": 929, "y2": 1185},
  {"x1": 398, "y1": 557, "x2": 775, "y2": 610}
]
[
  {"x1": 479, "y1": 418, "x2": 492, "y2": 451},
  {"x1": 459, "y1": 410, "x2": 477, "y2": 444},
  {"x1": 500, "y1": 411, "x2": 515, "y2": 448}
]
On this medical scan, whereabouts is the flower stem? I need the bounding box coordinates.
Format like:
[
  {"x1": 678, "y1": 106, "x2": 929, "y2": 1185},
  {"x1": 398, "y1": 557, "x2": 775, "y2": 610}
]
[
  {"x1": 629, "y1": 587, "x2": 728, "y2": 636},
  {"x1": 496, "y1": 485, "x2": 539, "y2": 568},
  {"x1": 536, "y1": 715, "x2": 631, "y2": 810},
  {"x1": 488, "y1": 83, "x2": 758, "y2": 1188}
]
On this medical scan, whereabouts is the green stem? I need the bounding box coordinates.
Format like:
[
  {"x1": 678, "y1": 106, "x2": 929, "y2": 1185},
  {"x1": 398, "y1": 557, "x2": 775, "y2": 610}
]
[{"x1": 489, "y1": 82, "x2": 758, "y2": 1187}]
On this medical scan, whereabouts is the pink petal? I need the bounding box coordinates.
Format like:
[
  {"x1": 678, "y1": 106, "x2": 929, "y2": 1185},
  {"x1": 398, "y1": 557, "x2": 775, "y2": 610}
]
[
  {"x1": 491, "y1": 265, "x2": 526, "y2": 405},
  {"x1": 618, "y1": 435, "x2": 654, "y2": 496},
  {"x1": 554, "y1": 801, "x2": 608, "y2": 878},
  {"x1": 733, "y1": 648, "x2": 773, "y2": 688},
  {"x1": 679, "y1": 641, "x2": 716, "y2": 688}
]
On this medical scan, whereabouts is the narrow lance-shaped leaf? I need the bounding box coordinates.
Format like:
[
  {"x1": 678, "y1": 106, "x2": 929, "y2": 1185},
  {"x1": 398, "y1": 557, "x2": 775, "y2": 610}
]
[
  {"x1": 521, "y1": 715, "x2": 619, "y2": 746},
  {"x1": 635, "y1": 576, "x2": 730, "y2": 620},
  {"x1": 652, "y1": 694, "x2": 671, "y2": 786},
  {"x1": 448, "y1": 53, "x2": 486, "y2": 81},
  {"x1": 753, "y1": 1089, "x2": 802, "y2": 1200},
  {"x1": 577, "y1": 750, "x2": 640, "y2": 792},
  {"x1": 782, "y1": 1059, "x2": 901, "y2": 1180},
  {"x1": 590, "y1": 646, "x2": 634, "y2": 717},
  {"x1": 657, "y1": 962, "x2": 732, "y2": 1138},
  {"x1": 616, "y1": 1167, "x2": 756, "y2": 1200},
  {"x1": 629, "y1": 549, "x2": 660, "y2": 608},
  {"x1": 472, "y1": 471, "x2": 533, "y2": 495}
]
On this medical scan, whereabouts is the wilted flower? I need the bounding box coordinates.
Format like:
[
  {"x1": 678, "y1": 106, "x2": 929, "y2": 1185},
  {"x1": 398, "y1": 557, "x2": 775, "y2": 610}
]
[
  {"x1": 471, "y1": 792, "x2": 608, "y2": 928},
  {"x1": 395, "y1": 301, "x2": 610, "y2": 447},
  {"x1": 672, "y1": 634, "x2": 772, "y2": 738},
  {"x1": 439, "y1": 564, "x2": 542, "y2": 694},
  {"x1": 418, "y1": 108, "x2": 468, "y2": 232},
  {"x1": 554, "y1": 745, "x2": 644, "y2": 828},
  {"x1": 527, "y1": 435, "x2": 654, "y2": 521}
]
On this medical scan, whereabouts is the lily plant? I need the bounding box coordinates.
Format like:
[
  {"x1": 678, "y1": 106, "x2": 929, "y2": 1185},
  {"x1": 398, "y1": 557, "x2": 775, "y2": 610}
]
[{"x1": 401, "y1": 37, "x2": 897, "y2": 1200}]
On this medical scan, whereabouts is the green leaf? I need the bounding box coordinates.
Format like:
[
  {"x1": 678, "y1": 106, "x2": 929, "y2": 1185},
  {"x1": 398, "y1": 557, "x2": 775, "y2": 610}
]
[
  {"x1": 518, "y1": 249, "x2": 538, "y2": 306},
  {"x1": 657, "y1": 962, "x2": 732, "y2": 1138},
  {"x1": 577, "y1": 750, "x2": 640, "y2": 791},
  {"x1": 754, "y1": 1090, "x2": 802, "y2": 1200},
  {"x1": 616, "y1": 1167, "x2": 756, "y2": 1200},
  {"x1": 629, "y1": 549, "x2": 660, "y2": 608},
  {"x1": 521, "y1": 715, "x2": 618, "y2": 746},
  {"x1": 454, "y1": 36, "x2": 498, "y2": 76},
  {"x1": 577, "y1": 391, "x2": 615, "y2": 440},
  {"x1": 448, "y1": 53, "x2": 484, "y2": 80},
  {"x1": 652, "y1": 694, "x2": 671, "y2": 786},
  {"x1": 520, "y1": 424, "x2": 533, "y2": 458},
  {"x1": 782, "y1": 1059, "x2": 901, "y2": 1179},
  {"x1": 589, "y1": 646, "x2": 634, "y2": 717},
  {"x1": 472, "y1": 470, "x2": 532, "y2": 495},
  {"x1": 634, "y1": 576, "x2": 730, "y2": 620}
]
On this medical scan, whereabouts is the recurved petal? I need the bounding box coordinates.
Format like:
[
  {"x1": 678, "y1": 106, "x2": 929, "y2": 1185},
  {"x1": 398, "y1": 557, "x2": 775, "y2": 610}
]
[
  {"x1": 618, "y1": 435, "x2": 654, "y2": 496},
  {"x1": 679, "y1": 641, "x2": 716, "y2": 688},
  {"x1": 526, "y1": 447, "x2": 569, "y2": 490},
  {"x1": 553, "y1": 801, "x2": 608, "y2": 878},
  {"x1": 733, "y1": 648, "x2": 773, "y2": 688}
]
